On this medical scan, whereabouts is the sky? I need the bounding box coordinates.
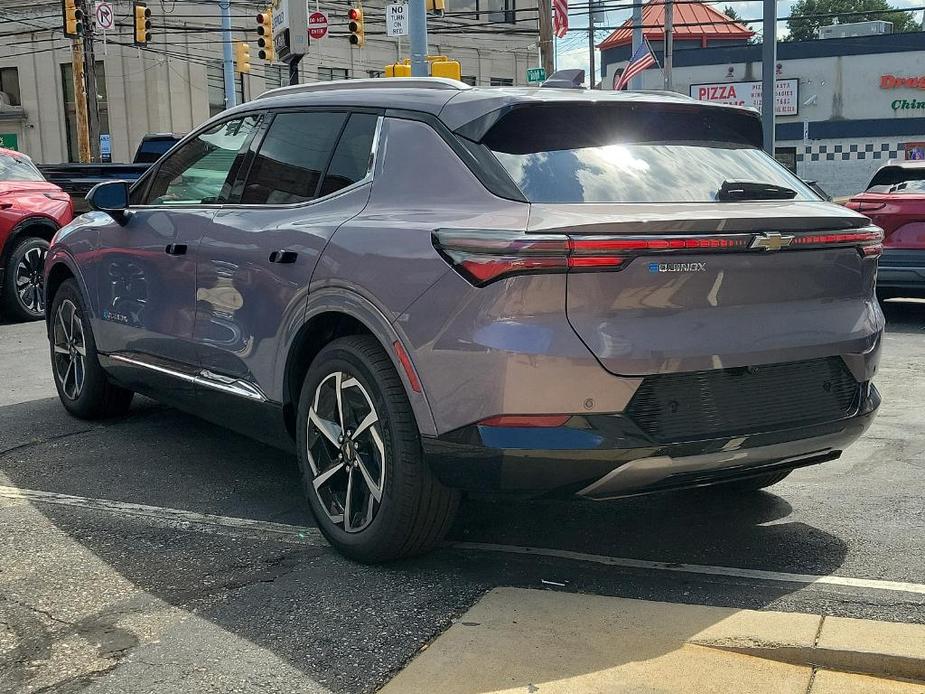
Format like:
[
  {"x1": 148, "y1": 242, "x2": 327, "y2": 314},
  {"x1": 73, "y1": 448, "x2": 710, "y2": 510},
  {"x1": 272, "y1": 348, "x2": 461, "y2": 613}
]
[{"x1": 554, "y1": 0, "x2": 925, "y2": 83}]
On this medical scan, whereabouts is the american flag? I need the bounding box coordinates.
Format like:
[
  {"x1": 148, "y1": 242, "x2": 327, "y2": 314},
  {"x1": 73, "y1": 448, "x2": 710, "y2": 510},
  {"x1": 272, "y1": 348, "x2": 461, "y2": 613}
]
[
  {"x1": 613, "y1": 40, "x2": 658, "y2": 90},
  {"x1": 553, "y1": 0, "x2": 568, "y2": 38}
]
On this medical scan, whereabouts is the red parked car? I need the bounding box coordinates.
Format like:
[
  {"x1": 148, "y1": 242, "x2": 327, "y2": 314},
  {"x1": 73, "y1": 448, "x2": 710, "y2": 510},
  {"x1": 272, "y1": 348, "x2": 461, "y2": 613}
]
[
  {"x1": 846, "y1": 161, "x2": 925, "y2": 299},
  {"x1": 0, "y1": 147, "x2": 74, "y2": 321}
]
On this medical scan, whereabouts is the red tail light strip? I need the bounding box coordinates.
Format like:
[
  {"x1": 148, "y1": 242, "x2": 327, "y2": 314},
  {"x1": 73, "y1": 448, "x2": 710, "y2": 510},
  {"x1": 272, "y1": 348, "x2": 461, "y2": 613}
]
[{"x1": 433, "y1": 227, "x2": 883, "y2": 286}]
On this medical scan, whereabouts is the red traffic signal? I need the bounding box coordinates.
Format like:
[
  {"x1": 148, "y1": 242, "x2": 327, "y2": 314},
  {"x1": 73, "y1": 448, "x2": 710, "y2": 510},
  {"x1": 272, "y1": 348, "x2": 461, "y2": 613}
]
[{"x1": 347, "y1": 8, "x2": 361, "y2": 20}]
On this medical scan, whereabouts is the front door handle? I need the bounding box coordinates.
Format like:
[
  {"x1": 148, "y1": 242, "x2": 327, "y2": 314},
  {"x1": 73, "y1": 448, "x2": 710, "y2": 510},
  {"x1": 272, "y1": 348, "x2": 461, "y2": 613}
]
[
  {"x1": 165, "y1": 243, "x2": 188, "y2": 256},
  {"x1": 269, "y1": 250, "x2": 298, "y2": 264}
]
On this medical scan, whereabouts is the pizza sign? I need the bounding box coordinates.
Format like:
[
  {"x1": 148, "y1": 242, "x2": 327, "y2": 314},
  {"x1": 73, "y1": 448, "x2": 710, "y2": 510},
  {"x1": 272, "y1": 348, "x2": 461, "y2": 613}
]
[{"x1": 690, "y1": 79, "x2": 799, "y2": 116}]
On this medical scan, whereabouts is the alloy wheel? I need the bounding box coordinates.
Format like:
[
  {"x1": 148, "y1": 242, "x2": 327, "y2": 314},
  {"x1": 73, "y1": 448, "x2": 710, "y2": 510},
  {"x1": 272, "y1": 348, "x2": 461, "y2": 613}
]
[
  {"x1": 306, "y1": 371, "x2": 386, "y2": 533},
  {"x1": 52, "y1": 299, "x2": 87, "y2": 400},
  {"x1": 15, "y1": 245, "x2": 46, "y2": 315}
]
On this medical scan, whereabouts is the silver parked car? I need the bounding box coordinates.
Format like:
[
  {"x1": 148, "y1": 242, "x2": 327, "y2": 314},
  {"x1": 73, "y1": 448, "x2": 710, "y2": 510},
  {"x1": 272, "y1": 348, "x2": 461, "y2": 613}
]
[{"x1": 45, "y1": 79, "x2": 883, "y2": 561}]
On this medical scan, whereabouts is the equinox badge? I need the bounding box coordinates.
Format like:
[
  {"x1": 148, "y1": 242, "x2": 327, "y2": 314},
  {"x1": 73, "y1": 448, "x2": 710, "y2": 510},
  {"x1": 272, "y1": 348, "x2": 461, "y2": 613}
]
[{"x1": 750, "y1": 232, "x2": 795, "y2": 251}]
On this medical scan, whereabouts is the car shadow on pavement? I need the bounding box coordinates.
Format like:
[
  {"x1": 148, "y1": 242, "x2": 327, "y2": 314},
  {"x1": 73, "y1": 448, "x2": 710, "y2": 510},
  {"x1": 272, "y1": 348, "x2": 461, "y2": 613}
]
[
  {"x1": 882, "y1": 298, "x2": 925, "y2": 335},
  {"x1": 0, "y1": 391, "x2": 859, "y2": 693}
]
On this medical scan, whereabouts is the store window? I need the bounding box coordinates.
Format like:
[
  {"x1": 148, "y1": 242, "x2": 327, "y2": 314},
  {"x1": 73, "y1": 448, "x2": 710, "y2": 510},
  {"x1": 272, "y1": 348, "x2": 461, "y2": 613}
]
[
  {"x1": 775, "y1": 147, "x2": 797, "y2": 174},
  {"x1": 451, "y1": 0, "x2": 515, "y2": 22},
  {"x1": 265, "y1": 64, "x2": 285, "y2": 90},
  {"x1": 490, "y1": 77, "x2": 513, "y2": 86},
  {"x1": 0, "y1": 67, "x2": 21, "y2": 106},
  {"x1": 61, "y1": 62, "x2": 109, "y2": 163},
  {"x1": 319, "y1": 67, "x2": 349, "y2": 81},
  {"x1": 207, "y1": 61, "x2": 244, "y2": 117}
]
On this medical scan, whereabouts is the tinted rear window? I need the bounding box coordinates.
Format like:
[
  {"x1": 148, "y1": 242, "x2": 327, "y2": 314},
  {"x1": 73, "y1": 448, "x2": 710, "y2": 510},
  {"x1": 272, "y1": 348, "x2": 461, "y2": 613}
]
[
  {"x1": 481, "y1": 104, "x2": 816, "y2": 203},
  {"x1": 866, "y1": 167, "x2": 925, "y2": 193}
]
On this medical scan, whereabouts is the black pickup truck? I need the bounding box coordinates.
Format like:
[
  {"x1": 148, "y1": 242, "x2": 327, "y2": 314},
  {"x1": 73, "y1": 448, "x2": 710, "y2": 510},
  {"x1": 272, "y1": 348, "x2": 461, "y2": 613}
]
[{"x1": 38, "y1": 133, "x2": 182, "y2": 212}]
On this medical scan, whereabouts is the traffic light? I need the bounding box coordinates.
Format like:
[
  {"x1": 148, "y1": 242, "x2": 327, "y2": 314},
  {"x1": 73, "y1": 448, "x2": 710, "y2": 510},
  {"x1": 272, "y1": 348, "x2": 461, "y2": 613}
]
[
  {"x1": 234, "y1": 41, "x2": 251, "y2": 73},
  {"x1": 348, "y1": 7, "x2": 364, "y2": 47},
  {"x1": 256, "y1": 9, "x2": 275, "y2": 61},
  {"x1": 62, "y1": 0, "x2": 83, "y2": 38},
  {"x1": 133, "y1": 2, "x2": 151, "y2": 45}
]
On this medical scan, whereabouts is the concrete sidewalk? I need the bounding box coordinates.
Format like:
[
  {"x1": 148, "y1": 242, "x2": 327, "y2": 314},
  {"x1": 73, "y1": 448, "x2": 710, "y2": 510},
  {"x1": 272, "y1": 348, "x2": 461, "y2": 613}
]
[{"x1": 382, "y1": 588, "x2": 925, "y2": 693}]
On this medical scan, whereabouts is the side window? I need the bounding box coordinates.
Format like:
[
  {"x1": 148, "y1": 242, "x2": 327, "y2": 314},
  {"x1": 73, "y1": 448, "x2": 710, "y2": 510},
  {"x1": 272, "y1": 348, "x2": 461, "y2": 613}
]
[
  {"x1": 240, "y1": 111, "x2": 347, "y2": 205},
  {"x1": 145, "y1": 115, "x2": 258, "y2": 205},
  {"x1": 318, "y1": 113, "x2": 378, "y2": 197}
]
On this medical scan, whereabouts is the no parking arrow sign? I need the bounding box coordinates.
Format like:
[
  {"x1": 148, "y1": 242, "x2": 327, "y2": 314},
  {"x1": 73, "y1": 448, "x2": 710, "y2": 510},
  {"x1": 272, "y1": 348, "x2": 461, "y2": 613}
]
[{"x1": 94, "y1": 1, "x2": 114, "y2": 30}]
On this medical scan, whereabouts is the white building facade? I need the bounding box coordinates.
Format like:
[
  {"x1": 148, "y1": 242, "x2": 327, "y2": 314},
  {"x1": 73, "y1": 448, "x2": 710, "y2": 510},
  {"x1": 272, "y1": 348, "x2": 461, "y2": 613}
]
[{"x1": 0, "y1": 0, "x2": 539, "y2": 163}]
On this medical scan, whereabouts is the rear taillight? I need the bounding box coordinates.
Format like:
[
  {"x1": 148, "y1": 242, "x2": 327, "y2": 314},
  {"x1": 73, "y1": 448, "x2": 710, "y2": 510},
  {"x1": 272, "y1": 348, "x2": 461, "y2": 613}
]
[{"x1": 433, "y1": 227, "x2": 885, "y2": 286}]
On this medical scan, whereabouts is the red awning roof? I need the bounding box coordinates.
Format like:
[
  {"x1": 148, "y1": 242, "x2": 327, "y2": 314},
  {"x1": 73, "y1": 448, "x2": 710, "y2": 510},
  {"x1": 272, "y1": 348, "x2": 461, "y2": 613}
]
[{"x1": 597, "y1": 1, "x2": 754, "y2": 50}]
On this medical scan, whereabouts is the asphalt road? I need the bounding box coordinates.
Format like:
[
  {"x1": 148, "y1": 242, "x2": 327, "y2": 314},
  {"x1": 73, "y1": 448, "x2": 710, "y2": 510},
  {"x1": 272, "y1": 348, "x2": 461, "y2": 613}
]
[{"x1": 1, "y1": 301, "x2": 924, "y2": 693}]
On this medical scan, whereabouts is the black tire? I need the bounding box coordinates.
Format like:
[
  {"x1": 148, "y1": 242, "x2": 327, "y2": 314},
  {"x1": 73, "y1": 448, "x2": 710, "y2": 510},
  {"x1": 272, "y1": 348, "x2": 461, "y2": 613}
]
[
  {"x1": 2, "y1": 236, "x2": 49, "y2": 322},
  {"x1": 718, "y1": 470, "x2": 792, "y2": 492},
  {"x1": 296, "y1": 335, "x2": 459, "y2": 562},
  {"x1": 48, "y1": 279, "x2": 134, "y2": 419}
]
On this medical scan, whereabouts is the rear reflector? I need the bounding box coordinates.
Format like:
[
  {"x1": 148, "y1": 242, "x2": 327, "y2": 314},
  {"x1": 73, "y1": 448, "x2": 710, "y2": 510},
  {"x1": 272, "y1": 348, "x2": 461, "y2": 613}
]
[
  {"x1": 392, "y1": 340, "x2": 422, "y2": 393},
  {"x1": 479, "y1": 414, "x2": 571, "y2": 427},
  {"x1": 433, "y1": 226, "x2": 885, "y2": 286}
]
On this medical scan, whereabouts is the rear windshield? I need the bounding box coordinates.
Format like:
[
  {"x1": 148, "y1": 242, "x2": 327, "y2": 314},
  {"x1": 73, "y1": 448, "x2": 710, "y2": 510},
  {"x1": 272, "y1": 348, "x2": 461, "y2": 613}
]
[
  {"x1": 480, "y1": 104, "x2": 816, "y2": 204},
  {"x1": 0, "y1": 153, "x2": 44, "y2": 182},
  {"x1": 866, "y1": 167, "x2": 925, "y2": 194},
  {"x1": 135, "y1": 137, "x2": 180, "y2": 163}
]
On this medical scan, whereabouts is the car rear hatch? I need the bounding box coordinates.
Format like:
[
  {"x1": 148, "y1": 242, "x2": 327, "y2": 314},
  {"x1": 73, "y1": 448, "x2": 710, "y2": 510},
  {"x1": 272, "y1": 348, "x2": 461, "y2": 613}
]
[{"x1": 451, "y1": 98, "x2": 883, "y2": 378}]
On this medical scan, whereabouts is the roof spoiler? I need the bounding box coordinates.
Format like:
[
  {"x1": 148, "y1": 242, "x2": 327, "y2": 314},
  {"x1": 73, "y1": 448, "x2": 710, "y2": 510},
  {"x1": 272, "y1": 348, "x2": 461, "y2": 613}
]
[{"x1": 541, "y1": 69, "x2": 586, "y2": 89}]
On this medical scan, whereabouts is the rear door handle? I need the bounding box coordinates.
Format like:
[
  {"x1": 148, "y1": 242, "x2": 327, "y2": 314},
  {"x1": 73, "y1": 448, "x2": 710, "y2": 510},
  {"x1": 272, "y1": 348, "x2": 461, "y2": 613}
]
[
  {"x1": 165, "y1": 243, "x2": 187, "y2": 256},
  {"x1": 269, "y1": 250, "x2": 298, "y2": 264}
]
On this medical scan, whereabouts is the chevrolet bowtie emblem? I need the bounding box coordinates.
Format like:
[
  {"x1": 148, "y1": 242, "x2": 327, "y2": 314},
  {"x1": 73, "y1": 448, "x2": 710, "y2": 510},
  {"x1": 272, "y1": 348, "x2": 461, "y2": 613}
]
[{"x1": 750, "y1": 232, "x2": 795, "y2": 251}]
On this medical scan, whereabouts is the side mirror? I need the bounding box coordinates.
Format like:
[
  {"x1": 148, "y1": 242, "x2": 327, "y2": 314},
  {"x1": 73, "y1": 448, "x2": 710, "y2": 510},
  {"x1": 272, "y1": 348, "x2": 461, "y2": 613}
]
[{"x1": 87, "y1": 180, "x2": 130, "y2": 223}]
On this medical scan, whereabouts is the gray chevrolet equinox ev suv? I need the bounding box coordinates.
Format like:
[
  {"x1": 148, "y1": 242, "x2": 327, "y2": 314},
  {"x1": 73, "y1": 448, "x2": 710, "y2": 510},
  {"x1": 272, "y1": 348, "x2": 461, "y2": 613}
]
[{"x1": 45, "y1": 79, "x2": 883, "y2": 561}]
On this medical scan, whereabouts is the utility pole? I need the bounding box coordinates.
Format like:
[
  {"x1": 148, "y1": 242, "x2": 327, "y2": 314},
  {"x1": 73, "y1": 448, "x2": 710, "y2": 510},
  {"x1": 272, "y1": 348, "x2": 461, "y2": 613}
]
[
  {"x1": 587, "y1": 0, "x2": 596, "y2": 88},
  {"x1": 81, "y1": 0, "x2": 100, "y2": 161},
  {"x1": 663, "y1": 0, "x2": 673, "y2": 91},
  {"x1": 536, "y1": 0, "x2": 554, "y2": 76},
  {"x1": 631, "y1": 0, "x2": 643, "y2": 89},
  {"x1": 220, "y1": 0, "x2": 236, "y2": 108},
  {"x1": 289, "y1": 57, "x2": 301, "y2": 86},
  {"x1": 71, "y1": 38, "x2": 91, "y2": 163},
  {"x1": 409, "y1": 0, "x2": 429, "y2": 77},
  {"x1": 761, "y1": 0, "x2": 776, "y2": 155}
]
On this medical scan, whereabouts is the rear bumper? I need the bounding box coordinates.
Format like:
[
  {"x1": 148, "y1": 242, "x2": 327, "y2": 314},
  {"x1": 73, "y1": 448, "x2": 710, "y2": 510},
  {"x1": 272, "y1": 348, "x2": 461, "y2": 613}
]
[
  {"x1": 423, "y1": 382, "x2": 879, "y2": 499},
  {"x1": 878, "y1": 249, "x2": 925, "y2": 295}
]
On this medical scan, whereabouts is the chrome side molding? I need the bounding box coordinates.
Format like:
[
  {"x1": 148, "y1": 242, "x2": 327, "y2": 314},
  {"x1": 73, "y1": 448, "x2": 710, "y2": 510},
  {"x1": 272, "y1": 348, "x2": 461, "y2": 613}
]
[{"x1": 109, "y1": 353, "x2": 268, "y2": 402}]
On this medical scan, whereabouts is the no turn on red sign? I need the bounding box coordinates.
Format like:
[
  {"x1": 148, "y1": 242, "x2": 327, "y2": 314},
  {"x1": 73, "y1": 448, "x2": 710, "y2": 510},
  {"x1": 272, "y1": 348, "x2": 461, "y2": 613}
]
[{"x1": 308, "y1": 11, "x2": 328, "y2": 40}]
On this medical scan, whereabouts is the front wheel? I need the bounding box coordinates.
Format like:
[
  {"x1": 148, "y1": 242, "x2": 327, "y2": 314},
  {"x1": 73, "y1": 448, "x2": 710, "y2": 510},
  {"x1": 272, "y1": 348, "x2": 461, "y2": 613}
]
[
  {"x1": 296, "y1": 336, "x2": 459, "y2": 562},
  {"x1": 48, "y1": 279, "x2": 134, "y2": 419},
  {"x1": 2, "y1": 237, "x2": 49, "y2": 321}
]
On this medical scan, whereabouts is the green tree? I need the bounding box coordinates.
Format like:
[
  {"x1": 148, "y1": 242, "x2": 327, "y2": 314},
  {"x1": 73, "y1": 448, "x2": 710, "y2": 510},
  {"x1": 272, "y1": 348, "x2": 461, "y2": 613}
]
[
  {"x1": 786, "y1": 0, "x2": 920, "y2": 41},
  {"x1": 723, "y1": 5, "x2": 744, "y2": 22}
]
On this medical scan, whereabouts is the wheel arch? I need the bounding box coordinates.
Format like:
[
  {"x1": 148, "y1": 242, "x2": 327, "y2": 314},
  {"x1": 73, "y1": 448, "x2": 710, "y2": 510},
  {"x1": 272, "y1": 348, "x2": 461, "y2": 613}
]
[
  {"x1": 1, "y1": 216, "x2": 59, "y2": 269},
  {"x1": 282, "y1": 288, "x2": 437, "y2": 440},
  {"x1": 43, "y1": 252, "x2": 93, "y2": 338}
]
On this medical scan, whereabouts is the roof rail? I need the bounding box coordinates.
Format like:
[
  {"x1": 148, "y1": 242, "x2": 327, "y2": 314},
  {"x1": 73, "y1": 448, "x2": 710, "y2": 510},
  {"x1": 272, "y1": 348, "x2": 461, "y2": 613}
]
[{"x1": 255, "y1": 77, "x2": 471, "y2": 100}]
